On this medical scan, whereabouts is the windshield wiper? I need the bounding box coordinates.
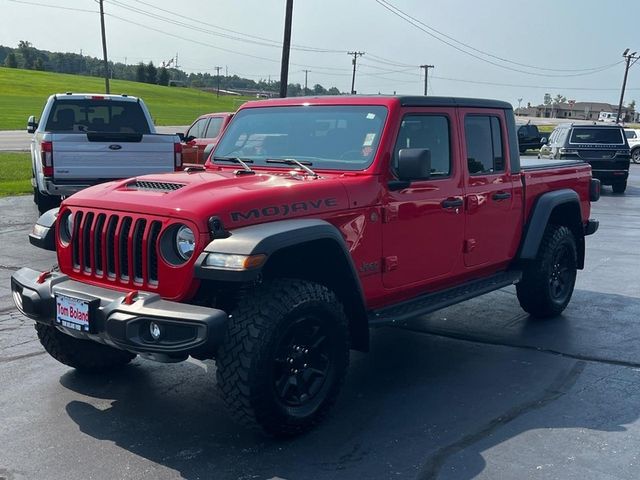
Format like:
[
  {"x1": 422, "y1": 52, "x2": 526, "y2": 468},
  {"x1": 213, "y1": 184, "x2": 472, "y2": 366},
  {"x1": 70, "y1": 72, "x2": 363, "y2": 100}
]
[
  {"x1": 212, "y1": 156, "x2": 254, "y2": 174},
  {"x1": 266, "y1": 158, "x2": 320, "y2": 178}
]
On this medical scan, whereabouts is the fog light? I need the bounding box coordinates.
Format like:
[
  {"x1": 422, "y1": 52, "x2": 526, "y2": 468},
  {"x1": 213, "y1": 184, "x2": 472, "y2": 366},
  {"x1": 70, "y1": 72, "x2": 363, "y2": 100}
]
[{"x1": 150, "y1": 321, "x2": 162, "y2": 341}]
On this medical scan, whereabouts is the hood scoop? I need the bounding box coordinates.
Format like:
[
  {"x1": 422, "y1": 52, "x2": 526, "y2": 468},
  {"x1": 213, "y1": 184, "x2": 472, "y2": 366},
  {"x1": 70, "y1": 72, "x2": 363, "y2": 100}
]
[{"x1": 127, "y1": 180, "x2": 186, "y2": 192}]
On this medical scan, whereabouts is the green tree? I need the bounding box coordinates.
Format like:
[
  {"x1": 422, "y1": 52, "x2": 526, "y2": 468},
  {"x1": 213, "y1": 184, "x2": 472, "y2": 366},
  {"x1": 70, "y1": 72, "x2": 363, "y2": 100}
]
[
  {"x1": 553, "y1": 94, "x2": 567, "y2": 105},
  {"x1": 18, "y1": 40, "x2": 35, "y2": 69},
  {"x1": 34, "y1": 57, "x2": 45, "y2": 71},
  {"x1": 313, "y1": 84, "x2": 327, "y2": 95},
  {"x1": 327, "y1": 87, "x2": 341, "y2": 95},
  {"x1": 135, "y1": 62, "x2": 146, "y2": 83},
  {"x1": 4, "y1": 52, "x2": 17, "y2": 68},
  {"x1": 145, "y1": 61, "x2": 157, "y2": 84},
  {"x1": 157, "y1": 67, "x2": 169, "y2": 86}
]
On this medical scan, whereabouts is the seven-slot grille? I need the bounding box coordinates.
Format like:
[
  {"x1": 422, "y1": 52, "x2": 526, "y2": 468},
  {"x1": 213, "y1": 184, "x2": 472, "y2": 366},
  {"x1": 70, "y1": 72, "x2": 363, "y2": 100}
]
[{"x1": 70, "y1": 210, "x2": 162, "y2": 286}]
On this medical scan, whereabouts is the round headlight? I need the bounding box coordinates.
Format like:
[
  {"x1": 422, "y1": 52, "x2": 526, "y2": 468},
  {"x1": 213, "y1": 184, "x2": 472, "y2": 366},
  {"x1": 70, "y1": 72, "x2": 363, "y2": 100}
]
[
  {"x1": 59, "y1": 211, "x2": 74, "y2": 245},
  {"x1": 175, "y1": 225, "x2": 195, "y2": 260}
]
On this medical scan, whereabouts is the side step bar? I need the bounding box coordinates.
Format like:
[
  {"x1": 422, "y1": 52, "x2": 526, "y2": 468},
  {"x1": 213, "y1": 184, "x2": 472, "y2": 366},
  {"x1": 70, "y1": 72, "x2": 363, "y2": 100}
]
[{"x1": 368, "y1": 270, "x2": 522, "y2": 326}]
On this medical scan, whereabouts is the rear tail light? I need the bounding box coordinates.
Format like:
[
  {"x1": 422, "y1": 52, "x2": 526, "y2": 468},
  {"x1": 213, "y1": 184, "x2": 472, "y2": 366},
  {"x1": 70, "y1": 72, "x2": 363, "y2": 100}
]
[
  {"x1": 590, "y1": 178, "x2": 601, "y2": 202},
  {"x1": 41, "y1": 141, "x2": 53, "y2": 176},
  {"x1": 174, "y1": 142, "x2": 183, "y2": 170}
]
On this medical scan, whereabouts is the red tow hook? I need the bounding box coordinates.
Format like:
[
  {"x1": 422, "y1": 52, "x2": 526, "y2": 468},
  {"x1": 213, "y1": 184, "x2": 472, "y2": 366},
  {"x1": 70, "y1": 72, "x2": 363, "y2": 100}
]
[
  {"x1": 36, "y1": 271, "x2": 52, "y2": 284},
  {"x1": 123, "y1": 290, "x2": 139, "y2": 305}
]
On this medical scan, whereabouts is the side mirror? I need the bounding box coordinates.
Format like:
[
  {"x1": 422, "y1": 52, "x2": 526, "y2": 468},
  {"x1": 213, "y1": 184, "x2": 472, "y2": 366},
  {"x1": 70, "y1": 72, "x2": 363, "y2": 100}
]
[
  {"x1": 177, "y1": 132, "x2": 185, "y2": 142},
  {"x1": 397, "y1": 148, "x2": 431, "y2": 181},
  {"x1": 27, "y1": 115, "x2": 38, "y2": 134}
]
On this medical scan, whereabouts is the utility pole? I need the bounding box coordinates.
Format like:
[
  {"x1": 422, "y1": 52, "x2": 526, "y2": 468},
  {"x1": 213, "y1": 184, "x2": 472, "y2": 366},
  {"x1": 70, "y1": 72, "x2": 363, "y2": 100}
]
[
  {"x1": 303, "y1": 69, "x2": 310, "y2": 95},
  {"x1": 348, "y1": 51, "x2": 365, "y2": 94},
  {"x1": 98, "y1": 0, "x2": 110, "y2": 94},
  {"x1": 279, "y1": 0, "x2": 294, "y2": 98},
  {"x1": 517, "y1": 98, "x2": 523, "y2": 115},
  {"x1": 215, "y1": 66, "x2": 222, "y2": 97},
  {"x1": 420, "y1": 64, "x2": 434, "y2": 96},
  {"x1": 174, "y1": 52, "x2": 180, "y2": 69},
  {"x1": 617, "y1": 48, "x2": 638, "y2": 123}
]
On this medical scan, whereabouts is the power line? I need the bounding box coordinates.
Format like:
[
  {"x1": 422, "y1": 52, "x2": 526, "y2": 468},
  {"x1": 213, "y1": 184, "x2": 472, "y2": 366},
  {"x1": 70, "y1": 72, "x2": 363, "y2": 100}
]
[
  {"x1": 113, "y1": 0, "x2": 345, "y2": 54},
  {"x1": 7, "y1": 0, "x2": 96, "y2": 13},
  {"x1": 374, "y1": 0, "x2": 623, "y2": 78}
]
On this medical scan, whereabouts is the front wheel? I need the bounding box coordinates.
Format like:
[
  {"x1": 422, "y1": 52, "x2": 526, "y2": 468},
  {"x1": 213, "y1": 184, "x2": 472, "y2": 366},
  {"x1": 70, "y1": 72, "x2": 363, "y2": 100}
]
[
  {"x1": 35, "y1": 190, "x2": 61, "y2": 215},
  {"x1": 216, "y1": 279, "x2": 349, "y2": 437},
  {"x1": 516, "y1": 225, "x2": 577, "y2": 318},
  {"x1": 631, "y1": 148, "x2": 640, "y2": 164}
]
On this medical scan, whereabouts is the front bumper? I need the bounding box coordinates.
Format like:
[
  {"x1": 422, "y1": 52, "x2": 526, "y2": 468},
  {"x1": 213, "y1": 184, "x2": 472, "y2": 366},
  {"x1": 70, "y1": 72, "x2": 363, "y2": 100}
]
[{"x1": 11, "y1": 268, "x2": 228, "y2": 362}]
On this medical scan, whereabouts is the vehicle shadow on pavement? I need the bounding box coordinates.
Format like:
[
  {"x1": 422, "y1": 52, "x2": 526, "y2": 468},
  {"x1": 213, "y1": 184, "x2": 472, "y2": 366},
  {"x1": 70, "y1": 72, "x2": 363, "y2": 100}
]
[
  {"x1": 600, "y1": 183, "x2": 640, "y2": 197},
  {"x1": 59, "y1": 288, "x2": 640, "y2": 480}
]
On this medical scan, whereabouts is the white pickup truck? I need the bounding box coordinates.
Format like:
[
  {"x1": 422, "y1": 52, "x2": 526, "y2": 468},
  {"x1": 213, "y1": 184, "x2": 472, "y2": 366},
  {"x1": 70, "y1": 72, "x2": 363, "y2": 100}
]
[{"x1": 28, "y1": 93, "x2": 182, "y2": 213}]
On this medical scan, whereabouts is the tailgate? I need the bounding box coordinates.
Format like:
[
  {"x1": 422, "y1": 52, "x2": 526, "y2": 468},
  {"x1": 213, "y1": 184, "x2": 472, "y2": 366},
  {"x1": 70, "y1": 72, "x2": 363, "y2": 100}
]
[{"x1": 51, "y1": 133, "x2": 175, "y2": 180}]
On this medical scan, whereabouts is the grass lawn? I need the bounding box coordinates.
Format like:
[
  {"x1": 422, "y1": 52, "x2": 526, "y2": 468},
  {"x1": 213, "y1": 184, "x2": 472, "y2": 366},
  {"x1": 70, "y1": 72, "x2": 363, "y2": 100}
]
[
  {"x1": 0, "y1": 67, "x2": 250, "y2": 130},
  {"x1": 0, "y1": 152, "x2": 32, "y2": 196}
]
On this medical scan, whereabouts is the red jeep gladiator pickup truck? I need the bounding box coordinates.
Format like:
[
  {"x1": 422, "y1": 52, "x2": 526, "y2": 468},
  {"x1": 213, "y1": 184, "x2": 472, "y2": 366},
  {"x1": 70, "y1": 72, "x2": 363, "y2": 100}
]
[{"x1": 12, "y1": 96, "x2": 600, "y2": 436}]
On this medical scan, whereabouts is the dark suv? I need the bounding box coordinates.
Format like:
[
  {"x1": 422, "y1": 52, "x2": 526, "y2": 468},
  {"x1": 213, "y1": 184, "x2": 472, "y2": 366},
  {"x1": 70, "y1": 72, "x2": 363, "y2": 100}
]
[{"x1": 539, "y1": 123, "x2": 630, "y2": 193}]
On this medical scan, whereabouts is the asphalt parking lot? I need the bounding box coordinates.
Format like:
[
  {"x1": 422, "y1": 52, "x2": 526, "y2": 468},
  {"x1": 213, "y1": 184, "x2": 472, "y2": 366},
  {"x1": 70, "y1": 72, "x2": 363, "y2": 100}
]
[{"x1": 1, "y1": 166, "x2": 639, "y2": 480}]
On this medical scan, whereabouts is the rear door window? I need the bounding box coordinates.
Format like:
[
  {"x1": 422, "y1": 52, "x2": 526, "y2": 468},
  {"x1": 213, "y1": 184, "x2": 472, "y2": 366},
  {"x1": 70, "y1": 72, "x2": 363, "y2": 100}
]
[
  {"x1": 204, "y1": 117, "x2": 224, "y2": 138},
  {"x1": 44, "y1": 99, "x2": 150, "y2": 134},
  {"x1": 464, "y1": 115, "x2": 505, "y2": 175}
]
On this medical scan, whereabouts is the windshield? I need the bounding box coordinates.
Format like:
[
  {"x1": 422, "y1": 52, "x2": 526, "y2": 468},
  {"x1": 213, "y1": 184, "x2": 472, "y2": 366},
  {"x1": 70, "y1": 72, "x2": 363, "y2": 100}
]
[
  {"x1": 213, "y1": 105, "x2": 388, "y2": 171},
  {"x1": 44, "y1": 99, "x2": 151, "y2": 134},
  {"x1": 570, "y1": 128, "x2": 624, "y2": 144}
]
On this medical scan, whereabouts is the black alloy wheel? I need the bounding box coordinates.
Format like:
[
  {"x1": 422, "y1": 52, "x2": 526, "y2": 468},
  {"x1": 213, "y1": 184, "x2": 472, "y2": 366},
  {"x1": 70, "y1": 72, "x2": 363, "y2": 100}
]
[{"x1": 272, "y1": 315, "x2": 334, "y2": 411}]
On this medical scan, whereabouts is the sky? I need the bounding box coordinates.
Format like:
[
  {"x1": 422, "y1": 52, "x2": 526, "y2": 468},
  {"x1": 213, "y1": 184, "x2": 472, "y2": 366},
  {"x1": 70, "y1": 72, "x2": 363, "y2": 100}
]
[{"x1": 1, "y1": 0, "x2": 639, "y2": 108}]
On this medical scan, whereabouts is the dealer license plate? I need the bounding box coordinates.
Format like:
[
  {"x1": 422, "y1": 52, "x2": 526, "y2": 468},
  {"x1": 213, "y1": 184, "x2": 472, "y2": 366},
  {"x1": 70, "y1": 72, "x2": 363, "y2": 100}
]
[{"x1": 55, "y1": 294, "x2": 91, "y2": 332}]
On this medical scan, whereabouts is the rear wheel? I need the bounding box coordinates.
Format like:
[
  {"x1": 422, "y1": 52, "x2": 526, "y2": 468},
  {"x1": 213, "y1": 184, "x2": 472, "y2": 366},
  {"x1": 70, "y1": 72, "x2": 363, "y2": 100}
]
[
  {"x1": 35, "y1": 323, "x2": 136, "y2": 373},
  {"x1": 632, "y1": 148, "x2": 640, "y2": 164},
  {"x1": 35, "y1": 190, "x2": 61, "y2": 215},
  {"x1": 216, "y1": 278, "x2": 349, "y2": 437},
  {"x1": 612, "y1": 181, "x2": 627, "y2": 194},
  {"x1": 516, "y1": 225, "x2": 577, "y2": 318}
]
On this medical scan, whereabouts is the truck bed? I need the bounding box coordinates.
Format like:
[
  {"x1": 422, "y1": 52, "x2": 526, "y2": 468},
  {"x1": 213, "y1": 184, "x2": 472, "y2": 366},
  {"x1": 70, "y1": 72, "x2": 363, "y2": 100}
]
[{"x1": 521, "y1": 156, "x2": 592, "y2": 224}]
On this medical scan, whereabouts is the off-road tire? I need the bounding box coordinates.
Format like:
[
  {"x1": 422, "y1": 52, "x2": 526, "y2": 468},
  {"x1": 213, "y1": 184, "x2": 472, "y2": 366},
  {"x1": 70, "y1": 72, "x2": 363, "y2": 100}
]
[
  {"x1": 35, "y1": 190, "x2": 61, "y2": 215},
  {"x1": 612, "y1": 181, "x2": 627, "y2": 194},
  {"x1": 35, "y1": 323, "x2": 136, "y2": 372},
  {"x1": 215, "y1": 278, "x2": 349, "y2": 437},
  {"x1": 516, "y1": 225, "x2": 577, "y2": 318}
]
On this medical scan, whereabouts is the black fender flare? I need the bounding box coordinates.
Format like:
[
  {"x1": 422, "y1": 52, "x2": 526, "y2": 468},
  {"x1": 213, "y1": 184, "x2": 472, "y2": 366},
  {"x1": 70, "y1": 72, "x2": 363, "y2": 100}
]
[
  {"x1": 194, "y1": 218, "x2": 369, "y2": 351},
  {"x1": 519, "y1": 189, "x2": 582, "y2": 260}
]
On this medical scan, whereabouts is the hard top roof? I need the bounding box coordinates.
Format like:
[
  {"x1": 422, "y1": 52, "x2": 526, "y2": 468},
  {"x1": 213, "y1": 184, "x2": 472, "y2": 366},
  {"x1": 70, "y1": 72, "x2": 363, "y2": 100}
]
[{"x1": 240, "y1": 95, "x2": 513, "y2": 110}]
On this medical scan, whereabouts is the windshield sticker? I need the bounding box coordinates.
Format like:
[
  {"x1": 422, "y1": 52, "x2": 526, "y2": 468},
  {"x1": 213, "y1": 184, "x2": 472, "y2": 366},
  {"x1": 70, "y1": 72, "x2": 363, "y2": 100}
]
[
  {"x1": 366, "y1": 113, "x2": 376, "y2": 120},
  {"x1": 363, "y1": 133, "x2": 376, "y2": 147}
]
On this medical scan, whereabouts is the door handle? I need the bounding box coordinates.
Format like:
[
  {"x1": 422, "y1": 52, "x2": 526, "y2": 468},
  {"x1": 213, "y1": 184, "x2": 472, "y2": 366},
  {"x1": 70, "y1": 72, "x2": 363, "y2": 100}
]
[
  {"x1": 492, "y1": 191, "x2": 511, "y2": 201},
  {"x1": 441, "y1": 198, "x2": 464, "y2": 209}
]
